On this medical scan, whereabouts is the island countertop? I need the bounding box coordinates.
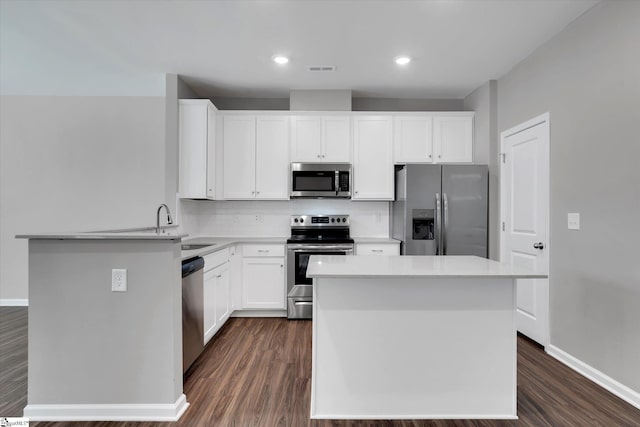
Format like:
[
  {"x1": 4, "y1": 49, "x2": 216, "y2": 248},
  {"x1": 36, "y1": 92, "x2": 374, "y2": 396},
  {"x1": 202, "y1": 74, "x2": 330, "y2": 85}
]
[{"x1": 307, "y1": 255, "x2": 547, "y2": 279}]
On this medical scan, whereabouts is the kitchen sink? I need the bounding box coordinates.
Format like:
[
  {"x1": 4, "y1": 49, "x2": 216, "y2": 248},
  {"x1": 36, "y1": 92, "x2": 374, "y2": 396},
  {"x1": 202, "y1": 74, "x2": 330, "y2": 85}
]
[{"x1": 181, "y1": 243, "x2": 216, "y2": 251}]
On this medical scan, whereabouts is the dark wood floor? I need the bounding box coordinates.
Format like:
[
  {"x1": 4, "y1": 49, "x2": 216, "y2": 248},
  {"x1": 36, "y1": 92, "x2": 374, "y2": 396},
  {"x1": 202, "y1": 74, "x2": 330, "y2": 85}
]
[{"x1": 2, "y1": 308, "x2": 639, "y2": 426}]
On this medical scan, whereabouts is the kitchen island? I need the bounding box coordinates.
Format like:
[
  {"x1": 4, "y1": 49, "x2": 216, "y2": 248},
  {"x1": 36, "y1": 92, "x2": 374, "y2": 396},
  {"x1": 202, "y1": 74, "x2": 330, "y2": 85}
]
[{"x1": 306, "y1": 255, "x2": 546, "y2": 420}]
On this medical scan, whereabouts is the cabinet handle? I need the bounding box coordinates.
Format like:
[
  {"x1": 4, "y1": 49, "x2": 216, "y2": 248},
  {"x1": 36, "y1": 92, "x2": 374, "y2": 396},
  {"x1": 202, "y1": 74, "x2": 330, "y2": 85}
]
[
  {"x1": 322, "y1": 155, "x2": 325, "y2": 158},
  {"x1": 257, "y1": 249, "x2": 270, "y2": 253},
  {"x1": 438, "y1": 155, "x2": 442, "y2": 159},
  {"x1": 280, "y1": 264, "x2": 283, "y2": 267},
  {"x1": 216, "y1": 274, "x2": 222, "y2": 278},
  {"x1": 251, "y1": 191, "x2": 255, "y2": 194},
  {"x1": 372, "y1": 249, "x2": 383, "y2": 253},
  {"x1": 317, "y1": 154, "x2": 321, "y2": 158},
  {"x1": 428, "y1": 155, "x2": 432, "y2": 158}
]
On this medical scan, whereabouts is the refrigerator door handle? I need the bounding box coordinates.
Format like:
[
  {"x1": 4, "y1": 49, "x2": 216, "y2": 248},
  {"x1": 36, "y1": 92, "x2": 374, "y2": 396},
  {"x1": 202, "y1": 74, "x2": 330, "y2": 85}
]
[
  {"x1": 435, "y1": 193, "x2": 442, "y2": 255},
  {"x1": 443, "y1": 193, "x2": 449, "y2": 255}
]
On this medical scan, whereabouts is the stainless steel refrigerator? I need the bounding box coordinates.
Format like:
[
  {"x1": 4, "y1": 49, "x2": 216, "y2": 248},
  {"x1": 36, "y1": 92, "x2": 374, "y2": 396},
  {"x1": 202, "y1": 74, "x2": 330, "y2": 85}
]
[{"x1": 392, "y1": 164, "x2": 488, "y2": 257}]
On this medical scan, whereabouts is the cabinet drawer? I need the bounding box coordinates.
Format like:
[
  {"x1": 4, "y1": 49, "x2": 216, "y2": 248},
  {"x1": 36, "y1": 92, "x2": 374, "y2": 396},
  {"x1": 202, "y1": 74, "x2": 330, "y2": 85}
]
[
  {"x1": 242, "y1": 244, "x2": 284, "y2": 257},
  {"x1": 203, "y1": 248, "x2": 230, "y2": 271},
  {"x1": 356, "y1": 243, "x2": 400, "y2": 256}
]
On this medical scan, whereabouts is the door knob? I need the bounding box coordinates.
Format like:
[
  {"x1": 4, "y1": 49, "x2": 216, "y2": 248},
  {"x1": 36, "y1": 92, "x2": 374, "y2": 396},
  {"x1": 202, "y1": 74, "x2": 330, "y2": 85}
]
[{"x1": 533, "y1": 242, "x2": 545, "y2": 249}]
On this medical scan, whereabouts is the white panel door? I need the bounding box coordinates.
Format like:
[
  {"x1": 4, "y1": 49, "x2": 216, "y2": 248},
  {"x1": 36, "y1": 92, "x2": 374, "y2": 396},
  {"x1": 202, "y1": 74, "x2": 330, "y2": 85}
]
[
  {"x1": 393, "y1": 116, "x2": 433, "y2": 163},
  {"x1": 352, "y1": 116, "x2": 394, "y2": 200},
  {"x1": 434, "y1": 116, "x2": 473, "y2": 163},
  {"x1": 223, "y1": 115, "x2": 256, "y2": 199},
  {"x1": 322, "y1": 116, "x2": 351, "y2": 162},
  {"x1": 241, "y1": 258, "x2": 285, "y2": 309},
  {"x1": 501, "y1": 115, "x2": 549, "y2": 346},
  {"x1": 255, "y1": 116, "x2": 289, "y2": 199},
  {"x1": 291, "y1": 116, "x2": 322, "y2": 162}
]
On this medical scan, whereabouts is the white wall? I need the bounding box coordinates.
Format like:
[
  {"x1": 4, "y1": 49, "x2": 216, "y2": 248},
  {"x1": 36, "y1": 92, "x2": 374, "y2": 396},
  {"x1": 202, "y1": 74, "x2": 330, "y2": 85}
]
[
  {"x1": 0, "y1": 96, "x2": 167, "y2": 301},
  {"x1": 497, "y1": 2, "x2": 640, "y2": 392},
  {"x1": 180, "y1": 199, "x2": 389, "y2": 238}
]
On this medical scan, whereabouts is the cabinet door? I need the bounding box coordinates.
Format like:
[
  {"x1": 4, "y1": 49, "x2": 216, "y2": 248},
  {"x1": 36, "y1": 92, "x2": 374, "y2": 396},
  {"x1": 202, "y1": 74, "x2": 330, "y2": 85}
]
[
  {"x1": 291, "y1": 116, "x2": 322, "y2": 162},
  {"x1": 179, "y1": 102, "x2": 214, "y2": 199},
  {"x1": 352, "y1": 116, "x2": 394, "y2": 200},
  {"x1": 203, "y1": 268, "x2": 218, "y2": 344},
  {"x1": 322, "y1": 116, "x2": 351, "y2": 162},
  {"x1": 356, "y1": 243, "x2": 400, "y2": 255},
  {"x1": 255, "y1": 116, "x2": 289, "y2": 199},
  {"x1": 206, "y1": 105, "x2": 216, "y2": 199},
  {"x1": 433, "y1": 116, "x2": 473, "y2": 163},
  {"x1": 215, "y1": 265, "x2": 230, "y2": 325},
  {"x1": 223, "y1": 116, "x2": 256, "y2": 199},
  {"x1": 394, "y1": 116, "x2": 433, "y2": 163},
  {"x1": 241, "y1": 258, "x2": 285, "y2": 309}
]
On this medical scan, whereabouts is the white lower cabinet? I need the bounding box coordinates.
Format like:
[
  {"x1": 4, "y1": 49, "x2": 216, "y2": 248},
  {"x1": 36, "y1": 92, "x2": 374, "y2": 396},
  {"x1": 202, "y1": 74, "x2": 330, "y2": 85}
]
[
  {"x1": 241, "y1": 244, "x2": 285, "y2": 310},
  {"x1": 202, "y1": 248, "x2": 232, "y2": 345}
]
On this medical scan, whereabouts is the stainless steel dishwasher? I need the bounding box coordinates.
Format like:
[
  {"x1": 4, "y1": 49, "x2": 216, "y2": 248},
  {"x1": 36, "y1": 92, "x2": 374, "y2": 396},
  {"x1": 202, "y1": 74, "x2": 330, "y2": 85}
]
[{"x1": 182, "y1": 256, "x2": 205, "y2": 373}]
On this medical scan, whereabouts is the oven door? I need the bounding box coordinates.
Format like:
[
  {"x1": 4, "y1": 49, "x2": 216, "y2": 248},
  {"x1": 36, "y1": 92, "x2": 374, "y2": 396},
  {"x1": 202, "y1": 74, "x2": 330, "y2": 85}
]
[{"x1": 286, "y1": 244, "x2": 353, "y2": 318}]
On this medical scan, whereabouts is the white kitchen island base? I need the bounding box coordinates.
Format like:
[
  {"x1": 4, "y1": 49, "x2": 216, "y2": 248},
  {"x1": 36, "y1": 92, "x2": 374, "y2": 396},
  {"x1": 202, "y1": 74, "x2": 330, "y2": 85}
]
[{"x1": 308, "y1": 256, "x2": 546, "y2": 420}]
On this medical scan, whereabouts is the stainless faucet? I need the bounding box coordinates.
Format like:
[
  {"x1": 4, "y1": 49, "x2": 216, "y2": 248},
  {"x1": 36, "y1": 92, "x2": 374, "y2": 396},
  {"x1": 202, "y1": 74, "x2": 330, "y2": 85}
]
[{"x1": 156, "y1": 204, "x2": 174, "y2": 234}]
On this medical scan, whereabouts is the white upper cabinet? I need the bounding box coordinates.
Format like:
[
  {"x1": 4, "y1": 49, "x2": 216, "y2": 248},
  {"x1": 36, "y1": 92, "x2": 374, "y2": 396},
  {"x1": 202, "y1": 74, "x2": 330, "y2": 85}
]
[
  {"x1": 179, "y1": 100, "x2": 217, "y2": 199},
  {"x1": 223, "y1": 114, "x2": 289, "y2": 200},
  {"x1": 393, "y1": 116, "x2": 434, "y2": 163},
  {"x1": 393, "y1": 113, "x2": 474, "y2": 164},
  {"x1": 223, "y1": 115, "x2": 256, "y2": 199},
  {"x1": 352, "y1": 116, "x2": 394, "y2": 200},
  {"x1": 290, "y1": 115, "x2": 351, "y2": 162},
  {"x1": 255, "y1": 116, "x2": 289, "y2": 199},
  {"x1": 433, "y1": 115, "x2": 474, "y2": 163}
]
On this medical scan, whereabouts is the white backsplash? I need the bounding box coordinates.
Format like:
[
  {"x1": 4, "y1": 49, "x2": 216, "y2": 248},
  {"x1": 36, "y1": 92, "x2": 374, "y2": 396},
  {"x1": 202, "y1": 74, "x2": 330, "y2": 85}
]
[{"x1": 178, "y1": 199, "x2": 390, "y2": 238}]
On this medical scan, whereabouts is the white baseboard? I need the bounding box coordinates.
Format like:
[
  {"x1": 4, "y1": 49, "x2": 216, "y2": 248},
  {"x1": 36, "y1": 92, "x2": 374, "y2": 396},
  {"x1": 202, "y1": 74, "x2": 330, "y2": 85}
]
[
  {"x1": 547, "y1": 345, "x2": 640, "y2": 410},
  {"x1": 0, "y1": 298, "x2": 29, "y2": 306},
  {"x1": 23, "y1": 393, "x2": 189, "y2": 421},
  {"x1": 231, "y1": 309, "x2": 286, "y2": 318}
]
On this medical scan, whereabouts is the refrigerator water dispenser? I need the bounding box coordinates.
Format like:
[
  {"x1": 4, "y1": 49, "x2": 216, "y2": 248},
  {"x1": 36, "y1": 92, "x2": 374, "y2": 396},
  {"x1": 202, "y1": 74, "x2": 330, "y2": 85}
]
[{"x1": 412, "y1": 209, "x2": 434, "y2": 240}]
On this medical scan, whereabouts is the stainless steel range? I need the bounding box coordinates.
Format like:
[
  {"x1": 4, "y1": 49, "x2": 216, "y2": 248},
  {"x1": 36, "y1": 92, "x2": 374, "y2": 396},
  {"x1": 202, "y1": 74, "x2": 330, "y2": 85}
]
[{"x1": 286, "y1": 215, "x2": 354, "y2": 319}]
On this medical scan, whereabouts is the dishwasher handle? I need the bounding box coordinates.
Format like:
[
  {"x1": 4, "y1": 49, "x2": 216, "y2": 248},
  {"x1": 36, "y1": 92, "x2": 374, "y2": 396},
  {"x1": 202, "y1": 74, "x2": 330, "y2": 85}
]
[{"x1": 181, "y1": 257, "x2": 205, "y2": 278}]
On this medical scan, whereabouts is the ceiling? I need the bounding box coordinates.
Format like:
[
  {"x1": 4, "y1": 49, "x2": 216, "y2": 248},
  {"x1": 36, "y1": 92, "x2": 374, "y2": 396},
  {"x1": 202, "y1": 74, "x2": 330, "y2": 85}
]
[{"x1": 0, "y1": 0, "x2": 599, "y2": 99}]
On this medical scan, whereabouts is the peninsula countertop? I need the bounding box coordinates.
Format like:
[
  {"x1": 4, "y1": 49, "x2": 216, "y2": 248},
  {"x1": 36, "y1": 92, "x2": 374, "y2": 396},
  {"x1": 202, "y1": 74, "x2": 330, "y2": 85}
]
[{"x1": 306, "y1": 255, "x2": 547, "y2": 279}]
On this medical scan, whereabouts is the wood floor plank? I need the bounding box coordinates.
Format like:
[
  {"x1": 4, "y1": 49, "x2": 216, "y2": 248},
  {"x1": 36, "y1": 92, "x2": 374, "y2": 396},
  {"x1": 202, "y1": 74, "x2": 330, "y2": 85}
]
[{"x1": 1, "y1": 308, "x2": 639, "y2": 426}]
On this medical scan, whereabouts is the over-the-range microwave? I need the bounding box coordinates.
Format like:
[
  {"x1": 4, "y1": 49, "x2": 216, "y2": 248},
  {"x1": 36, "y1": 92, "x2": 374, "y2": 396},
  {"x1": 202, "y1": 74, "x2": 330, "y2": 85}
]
[{"x1": 290, "y1": 163, "x2": 351, "y2": 199}]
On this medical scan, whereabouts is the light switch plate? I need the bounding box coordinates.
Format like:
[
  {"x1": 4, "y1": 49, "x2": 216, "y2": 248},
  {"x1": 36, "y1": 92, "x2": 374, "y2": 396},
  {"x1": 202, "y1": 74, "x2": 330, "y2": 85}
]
[{"x1": 568, "y1": 213, "x2": 580, "y2": 230}]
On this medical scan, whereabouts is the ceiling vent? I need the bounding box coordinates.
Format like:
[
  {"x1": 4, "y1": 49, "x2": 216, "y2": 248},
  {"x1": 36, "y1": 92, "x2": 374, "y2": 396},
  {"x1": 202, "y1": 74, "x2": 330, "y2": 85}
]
[{"x1": 307, "y1": 65, "x2": 336, "y2": 72}]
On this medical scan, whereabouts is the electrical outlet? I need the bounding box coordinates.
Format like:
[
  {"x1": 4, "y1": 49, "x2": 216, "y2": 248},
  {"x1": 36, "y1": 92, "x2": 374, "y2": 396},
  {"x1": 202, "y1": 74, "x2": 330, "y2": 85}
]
[
  {"x1": 255, "y1": 214, "x2": 263, "y2": 223},
  {"x1": 111, "y1": 269, "x2": 127, "y2": 292},
  {"x1": 568, "y1": 213, "x2": 580, "y2": 230}
]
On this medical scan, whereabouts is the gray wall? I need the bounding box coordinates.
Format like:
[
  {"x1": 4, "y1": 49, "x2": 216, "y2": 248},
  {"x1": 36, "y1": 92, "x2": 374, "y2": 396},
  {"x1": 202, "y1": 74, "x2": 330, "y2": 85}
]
[
  {"x1": 0, "y1": 96, "x2": 167, "y2": 301},
  {"x1": 212, "y1": 97, "x2": 290, "y2": 110},
  {"x1": 497, "y1": 1, "x2": 640, "y2": 391},
  {"x1": 290, "y1": 89, "x2": 352, "y2": 111},
  {"x1": 353, "y1": 97, "x2": 464, "y2": 111},
  {"x1": 464, "y1": 81, "x2": 499, "y2": 260}
]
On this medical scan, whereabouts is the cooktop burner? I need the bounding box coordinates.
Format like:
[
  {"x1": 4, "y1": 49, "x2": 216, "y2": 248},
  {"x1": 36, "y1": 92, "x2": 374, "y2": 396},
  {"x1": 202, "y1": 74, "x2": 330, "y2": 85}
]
[{"x1": 288, "y1": 215, "x2": 353, "y2": 244}]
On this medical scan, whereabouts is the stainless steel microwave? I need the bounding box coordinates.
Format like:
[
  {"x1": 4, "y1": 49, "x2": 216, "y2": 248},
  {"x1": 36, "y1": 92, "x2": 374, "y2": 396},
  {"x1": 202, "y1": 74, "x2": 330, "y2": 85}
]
[{"x1": 290, "y1": 163, "x2": 351, "y2": 198}]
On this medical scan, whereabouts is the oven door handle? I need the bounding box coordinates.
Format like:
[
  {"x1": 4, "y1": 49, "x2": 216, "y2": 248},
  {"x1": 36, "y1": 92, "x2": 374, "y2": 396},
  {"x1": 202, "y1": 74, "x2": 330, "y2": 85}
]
[{"x1": 287, "y1": 245, "x2": 354, "y2": 252}]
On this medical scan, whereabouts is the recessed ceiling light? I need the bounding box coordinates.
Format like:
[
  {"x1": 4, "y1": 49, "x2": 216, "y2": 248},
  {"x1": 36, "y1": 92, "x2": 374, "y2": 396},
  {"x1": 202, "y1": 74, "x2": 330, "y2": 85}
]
[
  {"x1": 273, "y1": 55, "x2": 289, "y2": 65},
  {"x1": 394, "y1": 56, "x2": 411, "y2": 65}
]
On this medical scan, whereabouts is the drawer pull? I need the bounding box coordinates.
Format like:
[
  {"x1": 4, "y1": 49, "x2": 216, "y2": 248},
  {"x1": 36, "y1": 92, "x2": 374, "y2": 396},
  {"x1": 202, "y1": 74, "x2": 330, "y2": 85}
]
[
  {"x1": 257, "y1": 249, "x2": 270, "y2": 253},
  {"x1": 371, "y1": 249, "x2": 384, "y2": 253}
]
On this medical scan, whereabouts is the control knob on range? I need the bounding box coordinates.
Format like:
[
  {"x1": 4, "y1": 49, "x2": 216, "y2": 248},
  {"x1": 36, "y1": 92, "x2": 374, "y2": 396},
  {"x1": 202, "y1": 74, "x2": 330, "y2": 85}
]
[
  {"x1": 294, "y1": 218, "x2": 299, "y2": 223},
  {"x1": 300, "y1": 218, "x2": 304, "y2": 224},
  {"x1": 331, "y1": 218, "x2": 335, "y2": 223},
  {"x1": 342, "y1": 217, "x2": 346, "y2": 222}
]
